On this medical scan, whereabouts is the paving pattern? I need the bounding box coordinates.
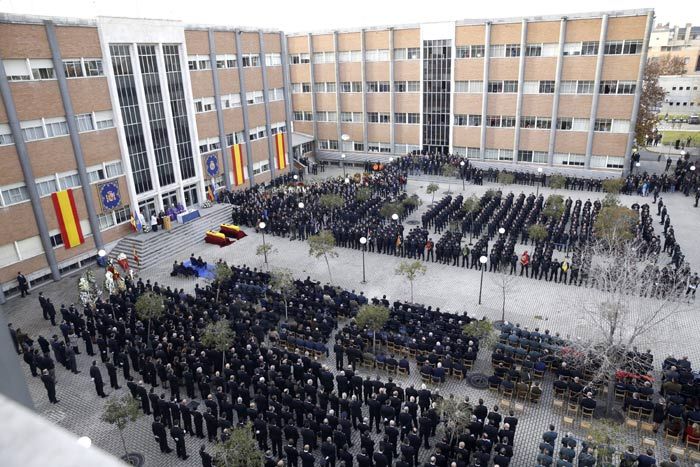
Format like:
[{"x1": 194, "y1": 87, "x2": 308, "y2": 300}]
[{"x1": 3, "y1": 168, "x2": 700, "y2": 466}]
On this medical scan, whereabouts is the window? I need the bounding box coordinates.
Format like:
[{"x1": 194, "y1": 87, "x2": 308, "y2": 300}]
[
  {"x1": 560, "y1": 80, "x2": 577, "y2": 94},
  {"x1": 241, "y1": 54, "x2": 260, "y2": 67},
  {"x1": 97, "y1": 212, "x2": 115, "y2": 230},
  {"x1": 313, "y1": 52, "x2": 335, "y2": 64},
  {"x1": 84, "y1": 59, "x2": 103, "y2": 76},
  {"x1": 365, "y1": 49, "x2": 390, "y2": 61},
  {"x1": 503, "y1": 81, "x2": 518, "y2": 93},
  {"x1": 501, "y1": 116, "x2": 516, "y2": 127},
  {"x1": 535, "y1": 117, "x2": 552, "y2": 129},
  {"x1": 599, "y1": 80, "x2": 618, "y2": 94},
  {"x1": 394, "y1": 112, "x2": 407, "y2": 124},
  {"x1": 523, "y1": 81, "x2": 540, "y2": 94},
  {"x1": 44, "y1": 119, "x2": 69, "y2": 138},
  {"x1": 455, "y1": 114, "x2": 481, "y2": 126},
  {"x1": 353, "y1": 142, "x2": 364, "y2": 151},
  {"x1": 455, "y1": 81, "x2": 468, "y2": 93},
  {"x1": 505, "y1": 44, "x2": 521, "y2": 57},
  {"x1": 539, "y1": 81, "x2": 555, "y2": 94},
  {"x1": 525, "y1": 44, "x2": 542, "y2": 57},
  {"x1": 31, "y1": 60, "x2": 55, "y2": 80},
  {"x1": 50, "y1": 232, "x2": 64, "y2": 248},
  {"x1": 557, "y1": 117, "x2": 573, "y2": 130},
  {"x1": 21, "y1": 122, "x2": 46, "y2": 141},
  {"x1": 315, "y1": 111, "x2": 337, "y2": 122},
  {"x1": 617, "y1": 81, "x2": 636, "y2": 94},
  {"x1": 340, "y1": 112, "x2": 362, "y2": 123},
  {"x1": 520, "y1": 116, "x2": 536, "y2": 129},
  {"x1": 0, "y1": 124, "x2": 13, "y2": 145},
  {"x1": 572, "y1": 118, "x2": 589, "y2": 131},
  {"x1": 581, "y1": 41, "x2": 599, "y2": 56},
  {"x1": 338, "y1": 50, "x2": 362, "y2": 62},
  {"x1": 394, "y1": 48, "x2": 420, "y2": 60},
  {"x1": 611, "y1": 119, "x2": 630, "y2": 133},
  {"x1": 594, "y1": 118, "x2": 612, "y2": 132},
  {"x1": 36, "y1": 178, "x2": 58, "y2": 197},
  {"x1": 95, "y1": 110, "x2": 114, "y2": 129},
  {"x1": 3, "y1": 59, "x2": 31, "y2": 81},
  {"x1": 604, "y1": 41, "x2": 624, "y2": 55},
  {"x1": 518, "y1": 150, "x2": 533, "y2": 162},
  {"x1": 265, "y1": 53, "x2": 281, "y2": 66},
  {"x1": 88, "y1": 167, "x2": 105, "y2": 183},
  {"x1": 59, "y1": 173, "x2": 81, "y2": 189},
  {"x1": 245, "y1": 90, "x2": 264, "y2": 105},
  {"x1": 489, "y1": 45, "x2": 506, "y2": 58},
  {"x1": 1, "y1": 185, "x2": 30, "y2": 206},
  {"x1": 289, "y1": 53, "x2": 311, "y2": 64},
  {"x1": 622, "y1": 40, "x2": 643, "y2": 54},
  {"x1": 368, "y1": 112, "x2": 389, "y2": 123},
  {"x1": 63, "y1": 60, "x2": 84, "y2": 78},
  {"x1": 407, "y1": 113, "x2": 419, "y2": 124},
  {"x1": 318, "y1": 139, "x2": 339, "y2": 150},
  {"x1": 76, "y1": 113, "x2": 94, "y2": 132},
  {"x1": 456, "y1": 45, "x2": 485, "y2": 58},
  {"x1": 488, "y1": 81, "x2": 503, "y2": 93},
  {"x1": 576, "y1": 81, "x2": 595, "y2": 94},
  {"x1": 367, "y1": 81, "x2": 390, "y2": 93},
  {"x1": 268, "y1": 87, "x2": 284, "y2": 101},
  {"x1": 487, "y1": 115, "x2": 501, "y2": 127}
]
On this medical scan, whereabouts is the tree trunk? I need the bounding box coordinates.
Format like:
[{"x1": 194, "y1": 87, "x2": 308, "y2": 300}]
[
  {"x1": 373, "y1": 331, "x2": 377, "y2": 354},
  {"x1": 605, "y1": 373, "x2": 616, "y2": 418},
  {"x1": 119, "y1": 429, "x2": 129, "y2": 462},
  {"x1": 410, "y1": 281, "x2": 414, "y2": 303},
  {"x1": 216, "y1": 284, "x2": 220, "y2": 302},
  {"x1": 222, "y1": 348, "x2": 226, "y2": 374},
  {"x1": 147, "y1": 319, "x2": 151, "y2": 349},
  {"x1": 501, "y1": 286, "x2": 506, "y2": 322},
  {"x1": 284, "y1": 298, "x2": 288, "y2": 321},
  {"x1": 324, "y1": 254, "x2": 333, "y2": 283}
]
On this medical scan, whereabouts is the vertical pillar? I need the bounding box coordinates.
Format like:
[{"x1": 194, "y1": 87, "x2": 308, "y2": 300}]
[
  {"x1": 279, "y1": 32, "x2": 295, "y2": 172},
  {"x1": 480, "y1": 22, "x2": 492, "y2": 160},
  {"x1": 44, "y1": 20, "x2": 104, "y2": 249},
  {"x1": 234, "y1": 30, "x2": 255, "y2": 188},
  {"x1": 307, "y1": 33, "x2": 318, "y2": 141},
  {"x1": 0, "y1": 58, "x2": 60, "y2": 281},
  {"x1": 584, "y1": 14, "x2": 609, "y2": 169},
  {"x1": 389, "y1": 28, "x2": 396, "y2": 154},
  {"x1": 208, "y1": 29, "x2": 232, "y2": 189},
  {"x1": 360, "y1": 29, "x2": 368, "y2": 153},
  {"x1": 624, "y1": 11, "x2": 654, "y2": 175},
  {"x1": 0, "y1": 312, "x2": 33, "y2": 409},
  {"x1": 333, "y1": 31, "x2": 343, "y2": 150},
  {"x1": 258, "y1": 32, "x2": 277, "y2": 178},
  {"x1": 547, "y1": 18, "x2": 568, "y2": 166},
  {"x1": 512, "y1": 19, "x2": 528, "y2": 163}
]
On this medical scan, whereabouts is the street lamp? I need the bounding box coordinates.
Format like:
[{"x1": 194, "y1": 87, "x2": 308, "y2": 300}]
[
  {"x1": 298, "y1": 202, "x2": 305, "y2": 209},
  {"x1": 341, "y1": 134, "x2": 350, "y2": 141},
  {"x1": 344, "y1": 177, "x2": 350, "y2": 184},
  {"x1": 536, "y1": 167, "x2": 543, "y2": 197},
  {"x1": 460, "y1": 160, "x2": 465, "y2": 190},
  {"x1": 293, "y1": 174, "x2": 298, "y2": 181},
  {"x1": 635, "y1": 161, "x2": 641, "y2": 174},
  {"x1": 392, "y1": 213, "x2": 399, "y2": 222},
  {"x1": 341, "y1": 153, "x2": 347, "y2": 177},
  {"x1": 478, "y1": 255, "x2": 488, "y2": 305},
  {"x1": 258, "y1": 221, "x2": 268, "y2": 265},
  {"x1": 76, "y1": 436, "x2": 92, "y2": 448},
  {"x1": 359, "y1": 236, "x2": 367, "y2": 283}
]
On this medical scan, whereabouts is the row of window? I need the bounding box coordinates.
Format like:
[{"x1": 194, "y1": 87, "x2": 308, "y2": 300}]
[
  {"x1": 4, "y1": 58, "x2": 104, "y2": 81},
  {"x1": 454, "y1": 40, "x2": 642, "y2": 59},
  {"x1": 187, "y1": 53, "x2": 281, "y2": 71},
  {"x1": 454, "y1": 114, "x2": 630, "y2": 133},
  {"x1": 194, "y1": 87, "x2": 284, "y2": 113},
  {"x1": 454, "y1": 146, "x2": 623, "y2": 168},
  {"x1": 0, "y1": 160, "x2": 124, "y2": 208},
  {"x1": 291, "y1": 49, "x2": 393, "y2": 64},
  {"x1": 453, "y1": 79, "x2": 636, "y2": 95},
  {"x1": 198, "y1": 122, "x2": 286, "y2": 153},
  {"x1": 0, "y1": 111, "x2": 115, "y2": 146},
  {"x1": 294, "y1": 80, "x2": 421, "y2": 94},
  {"x1": 295, "y1": 111, "x2": 420, "y2": 124}
]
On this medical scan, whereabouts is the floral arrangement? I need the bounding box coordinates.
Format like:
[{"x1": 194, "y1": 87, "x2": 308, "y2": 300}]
[
  {"x1": 200, "y1": 200, "x2": 213, "y2": 209},
  {"x1": 78, "y1": 269, "x2": 101, "y2": 307}
]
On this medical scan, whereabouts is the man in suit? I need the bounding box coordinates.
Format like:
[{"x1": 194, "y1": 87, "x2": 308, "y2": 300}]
[
  {"x1": 152, "y1": 417, "x2": 172, "y2": 453},
  {"x1": 204, "y1": 409, "x2": 218, "y2": 442},
  {"x1": 200, "y1": 445, "x2": 213, "y2": 467},
  {"x1": 89, "y1": 361, "x2": 107, "y2": 397},
  {"x1": 180, "y1": 400, "x2": 193, "y2": 435},
  {"x1": 17, "y1": 272, "x2": 29, "y2": 297},
  {"x1": 41, "y1": 369, "x2": 58, "y2": 403},
  {"x1": 284, "y1": 440, "x2": 299, "y2": 467},
  {"x1": 170, "y1": 421, "x2": 188, "y2": 460},
  {"x1": 105, "y1": 358, "x2": 120, "y2": 389}
]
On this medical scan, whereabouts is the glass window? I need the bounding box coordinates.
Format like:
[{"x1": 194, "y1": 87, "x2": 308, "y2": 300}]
[
  {"x1": 468, "y1": 114, "x2": 481, "y2": 126},
  {"x1": 581, "y1": 41, "x2": 599, "y2": 56},
  {"x1": 539, "y1": 81, "x2": 555, "y2": 93},
  {"x1": 379, "y1": 81, "x2": 390, "y2": 92},
  {"x1": 617, "y1": 81, "x2": 636, "y2": 94},
  {"x1": 1, "y1": 185, "x2": 30, "y2": 205},
  {"x1": 22, "y1": 125, "x2": 46, "y2": 141},
  {"x1": 487, "y1": 115, "x2": 501, "y2": 127},
  {"x1": 407, "y1": 113, "x2": 419, "y2": 124},
  {"x1": 520, "y1": 116, "x2": 536, "y2": 129},
  {"x1": 407, "y1": 48, "x2": 420, "y2": 59},
  {"x1": 76, "y1": 113, "x2": 94, "y2": 132},
  {"x1": 557, "y1": 117, "x2": 573, "y2": 130},
  {"x1": 560, "y1": 80, "x2": 577, "y2": 94},
  {"x1": 489, "y1": 45, "x2": 505, "y2": 58},
  {"x1": 594, "y1": 118, "x2": 612, "y2": 132},
  {"x1": 394, "y1": 48, "x2": 407, "y2": 60},
  {"x1": 503, "y1": 81, "x2": 518, "y2": 93},
  {"x1": 351, "y1": 82, "x2": 362, "y2": 92},
  {"x1": 455, "y1": 81, "x2": 468, "y2": 92},
  {"x1": 456, "y1": 46, "x2": 470, "y2": 58},
  {"x1": 407, "y1": 81, "x2": 419, "y2": 92},
  {"x1": 88, "y1": 167, "x2": 105, "y2": 183},
  {"x1": 599, "y1": 80, "x2": 617, "y2": 94},
  {"x1": 488, "y1": 81, "x2": 503, "y2": 93},
  {"x1": 59, "y1": 173, "x2": 81, "y2": 189},
  {"x1": 471, "y1": 45, "x2": 485, "y2": 57},
  {"x1": 106, "y1": 161, "x2": 123, "y2": 178},
  {"x1": 576, "y1": 81, "x2": 595, "y2": 94},
  {"x1": 536, "y1": 117, "x2": 552, "y2": 129},
  {"x1": 525, "y1": 45, "x2": 542, "y2": 57},
  {"x1": 517, "y1": 150, "x2": 533, "y2": 162},
  {"x1": 505, "y1": 44, "x2": 521, "y2": 57},
  {"x1": 623, "y1": 40, "x2": 643, "y2": 54},
  {"x1": 604, "y1": 41, "x2": 623, "y2": 55},
  {"x1": 501, "y1": 116, "x2": 516, "y2": 127},
  {"x1": 45, "y1": 120, "x2": 69, "y2": 138},
  {"x1": 84, "y1": 59, "x2": 103, "y2": 76},
  {"x1": 32, "y1": 67, "x2": 55, "y2": 80},
  {"x1": 36, "y1": 178, "x2": 58, "y2": 197},
  {"x1": 63, "y1": 60, "x2": 84, "y2": 78},
  {"x1": 394, "y1": 112, "x2": 407, "y2": 123}
]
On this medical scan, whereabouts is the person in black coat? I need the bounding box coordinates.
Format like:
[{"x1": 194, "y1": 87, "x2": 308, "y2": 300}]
[
  {"x1": 137, "y1": 383, "x2": 150, "y2": 415},
  {"x1": 300, "y1": 445, "x2": 315, "y2": 467},
  {"x1": 152, "y1": 418, "x2": 172, "y2": 453},
  {"x1": 41, "y1": 369, "x2": 58, "y2": 403},
  {"x1": 82, "y1": 329, "x2": 95, "y2": 356},
  {"x1": 17, "y1": 272, "x2": 29, "y2": 297},
  {"x1": 89, "y1": 361, "x2": 107, "y2": 397},
  {"x1": 199, "y1": 445, "x2": 213, "y2": 467},
  {"x1": 105, "y1": 358, "x2": 120, "y2": 389},
  {"x1": 170, "y1": 422, "x2": 188, "y2": 460},
  {"x1": 180, "y1": 400, "x2": 193, "y2": 435},
  {"x1": 192, "y1": 409, "x2": 205, "y2": 438},
  {"x1": 204, "y1": 409, "x2": 218, "y2": 442},
  {"x1": 284, "y1": 440, "x2": 299, "y2": 467}
]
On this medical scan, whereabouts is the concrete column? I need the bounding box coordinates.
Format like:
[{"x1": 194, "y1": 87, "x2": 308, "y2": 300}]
[
  {"x1": 512, "y1": 19, "x2": 528, "y2": 163},
  {"x1": 333, "y1": 32, "x2": 343, "y2": 150},
  {"x1": 0, "y1": 312, "x2": 33, "y2": 410},
  {"x1": 279, "y1": 32, "x2": 295, "y2": 172},
  {"x1": 44, "y1": 20, "x2": 104, "y2": 249},
  {"x1": 234, "y1": 30, "x2": 255, "y2": 188},
  {"x1": 389, "y1": 28, "x2": 396, "y2": 154},
  {"x1": 208, "y1": 29, "x2": 232, "y2": 189},
  {"x1": 479, "y1": 22, "x2": 492, "y2": 160},
  {"x1": 0, "y1": 58, "x2": 61, "y2": 282},
  {"x1": 307, "y1": 33, "x2": 318, "y2": 141},
  {"x1": 547, "y1": 18, "x2": 568, "y2": 166},
  {"x1": 258, "y1": 32, "x2": 277, "y2": 178},
  {"x1": 623, "y1": 11, "x2": 654, "y2": 175},
  {"x1": 360, "y1": 29, "x2": 368, "y2": 153},
  {"x1": 584, "y1": 14, "x2": 609, "y2": 169}
]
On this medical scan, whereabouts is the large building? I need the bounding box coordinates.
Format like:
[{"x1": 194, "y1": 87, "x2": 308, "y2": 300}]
[
  {"x1": 0, "y1": 9, "x2": 652, "y2": 298},
  {"x1": 648, "y1": 22, "x2": 700, "y2": 115}
]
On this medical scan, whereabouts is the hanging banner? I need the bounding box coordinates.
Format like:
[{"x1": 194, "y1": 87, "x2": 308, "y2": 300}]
[
  {"x1": 97, "y1": 179, "x2": 122, "y2": 212},
  {"x1": 51, "y1": 189, "x2": 85, "y2": 249},
  {"x1": 205, "y1": 153, "x2": 220, "y2": 177},
  {"x1": 275, "y1": 133, "x2": 287, "y2": 170},
  {"x1": 231, "y1": 144, "x2": 245, "y2": 186}
]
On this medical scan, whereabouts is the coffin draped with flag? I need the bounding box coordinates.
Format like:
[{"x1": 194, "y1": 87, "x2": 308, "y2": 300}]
[{"x1": 50, "y1": 189, "x2": 84, "y2": 248}]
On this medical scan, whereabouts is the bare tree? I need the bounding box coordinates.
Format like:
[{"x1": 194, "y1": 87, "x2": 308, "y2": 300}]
[
  {"x1": 488, "y1": 270, "x2": 519, "y2": 325},
  {"x1": 636, "y1": 56, "x2": 686, "y2": 145}
]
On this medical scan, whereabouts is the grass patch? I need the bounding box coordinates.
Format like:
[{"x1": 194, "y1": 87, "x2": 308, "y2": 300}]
[{"x1": 659, "y1": 130, "x2": 700, "y2": 145}]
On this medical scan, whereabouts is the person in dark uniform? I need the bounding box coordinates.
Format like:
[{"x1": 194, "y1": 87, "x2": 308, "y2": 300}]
[
  {"x1": 152, "y1": 417, "x2": 172, "y2": 453},
  {"x1": 192, "y1": 408, "x2": 205, "y2": 439},
  {"x1": 179, "y1": 400, "x2": 193, "y2": 435},
  {"x1": 41, "y1": 369, "x2": 58, "y2": 403},
  {"x1": 199, "y1": 445, "x2": 213, "y2": 467},
  {"x1": 204, "y1": 409, "x2": 218, "y2": 442},
  {"x1": 89, "y1": 361, "x2": 107, "y2": 397},
  {"x1": 105, "y1": 358, "x2": 121, "y2": 389},
  {"x1": 284, "y1": 440, "x2": 299, "y2": 467},
  {"x1": 300, "y1": 445, "x2": 315, "y2": 467},
  {"x1": 170, "y1": 421, "x2": 188, "y2": 460},
  {"x1": 16, "y1": 272, "x2": 30, "y2": 297}
]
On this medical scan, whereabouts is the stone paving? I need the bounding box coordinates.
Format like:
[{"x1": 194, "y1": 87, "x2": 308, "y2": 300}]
[{"x1": 3, "y1": 167, "x2": 700, "y2": 466}]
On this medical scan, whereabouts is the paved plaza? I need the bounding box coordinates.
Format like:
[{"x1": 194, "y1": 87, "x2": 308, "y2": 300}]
[{"x1": 3, "y1": 168, "x2": 700, "y2": 466}]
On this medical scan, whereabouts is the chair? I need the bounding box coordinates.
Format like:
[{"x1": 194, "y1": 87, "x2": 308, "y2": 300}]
[
  {"x1": 397, "y1": 366, "x2": 408, "y2": 376},
  {"x1": 463, "y1": 359, "x2": 474, "y2": 371},
  {"x1": 625, "y1": 418, "x2": 639, "y2": 431},
  {"x1": 690, "y1": 450, "x2": 700, "y2": 463},
  {"x1": 552, "y1": 399, "x2": 564, "y2": 412},
  {"x1": 420, "y1": 372, "x2": 431, "y2": 385},
  {"x1": 566, "y1": 402, "x2": 579, "y2": 417},
  {"x1": 501, "y1": 387, "x2": 514, "y2": 399},
  {"x1": 431, "y1": 375, "x2": 443, "y2": 385},
  {"x1": 499, "y1": 399, "x2": 511, "y2": 410},
  {"x1": 362, "y1": 357, "x2": 375, "y2": 369},
  {"x1": 452, "y1": 368, "x2": 464, "y2": 380},
  {"x1": 562, "y1": 416, "x2": 575, "y2": 429},
  {"x1": 580, "y1": 420, "x2": 592, "y2": 431},
  {"x1": 488, "y1": 380, "x2": 500, "y2": 392},
  {"x1": 641, "y1": 437, "x2": 657, "y2": 450},
  {"x1": 533, "y1": 368, "x2": 545, "y2": 380},
  {"x1": 375, "y1": 360, "x2": 386, "y2": 371},
  {"x1": 554, "y1": 386, "x2": 567, "y2": 400},
  {"x1": 664, "y1": 428, "x2": 681, "y2": 445},
  {"x1": 614, "y1": 387, "x2": 627, "y2": 402},
  {"x1": 669, "y1": 446, "x2": 685, "y2": 459},
  {"x1": 639, "y1": 407, "x2": 653, "y2": 422},
  {"x1": 513, "y1": 402, "x2": 525, "y2": 414},
  {"x1": 640, "y1": 422, "x2": 655, "y2": 437},
  {"x1": 627, "y1": 406, "x2": 642, "y2": 420},
  {"x1": 529, "y1": 391, "x2": 542, "y2": 404},
  {"x1": 686, "y1": 435, "x2": 700, "y2": 451},
  {"x1": 581, "y1": 406, "x2": 594, "y2": 421},
  {"x1": 385, "y1": 363, "x2": 397, "y2": 375}
]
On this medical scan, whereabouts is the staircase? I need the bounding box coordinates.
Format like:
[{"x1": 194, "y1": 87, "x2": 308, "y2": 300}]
[{"x1": 107, "y1": 204, "x2": 233, "y2": 271}]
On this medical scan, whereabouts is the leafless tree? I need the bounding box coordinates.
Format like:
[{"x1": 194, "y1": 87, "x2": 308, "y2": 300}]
[{"x1": 488, "y1": 269, "x2": 520, "y2": 324}]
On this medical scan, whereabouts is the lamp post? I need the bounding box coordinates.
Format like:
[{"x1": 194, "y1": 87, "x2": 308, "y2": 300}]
[
  {"x1": 536, "y1": 167, "x2": 543, "y2": 197},
  {"x1": 392, "y1": 213, "x2": 399, "y2": 222},
  {"x1": 478, "y1": 255, "x2": 488, "y2": 305},
  {"x1": 293, "y1": 174, "x2": 298, "y2": 182},
  {"x1": 341, "y1": 153, "x2": 347, "y2": 177},
  {"x1": 359, "y1": 236, "x2": 367, "y2": 283},
  {"x1": 635, "y1": 161, "x2": 641, "y2": 174},
  {"x1": 460, "y1": 160, "x2": 465, "y2": 190},
  {"x1": 298, "y1": 201, "x2": 304, "y2": 209},
  {"x1": 498, "y1": 227, "x2": 505, "y2": 236},
  {"x1": 345, "y1": 177, "x2": 350, "y2": 185},
  {"x1": 258, "y1": 221, "x2": 268, "y2": 265}
]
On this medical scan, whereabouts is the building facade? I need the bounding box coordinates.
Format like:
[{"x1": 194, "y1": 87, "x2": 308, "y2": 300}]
[
  {"x1": 287, "y1": 9, "x2": 653, "y2": 169},
  {"x1": 0, "y1": 14, "x2": 294, "y2": 297},
  {"x1": 0, "y1": 9, "x2": 652, "y2": 297}
]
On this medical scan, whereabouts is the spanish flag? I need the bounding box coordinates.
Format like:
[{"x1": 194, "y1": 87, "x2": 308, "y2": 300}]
[
  {"x1": 231, "y1": 144, "x2": 245, "y2": 186},
  {"x1": 50, "y1": 189, "x2": 84, "y2": 249},
  {"x1": 274, "y1": 133, "x2": 287, "y2": 171}
]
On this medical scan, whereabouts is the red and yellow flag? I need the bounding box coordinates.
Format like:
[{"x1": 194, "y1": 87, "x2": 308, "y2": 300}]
[
  {"x1": 50, "y1": 189, "x2": 84, "y2": 249},
  {"x1": 231, "y1": 144, "x2": 245, "y2": 186},
  {"x1": 275, "y1": 133, "x2": 287, "y2": 171}
]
